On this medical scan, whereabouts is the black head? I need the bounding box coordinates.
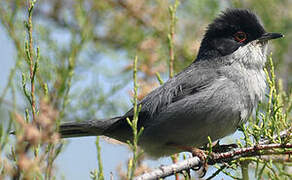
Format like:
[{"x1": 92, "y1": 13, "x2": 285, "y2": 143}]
[{"x1": 197, "y1": 9, "x2": 283, "y2": 60}]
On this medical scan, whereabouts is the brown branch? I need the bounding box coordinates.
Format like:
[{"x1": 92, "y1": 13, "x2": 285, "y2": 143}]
[
  {"x1": 135, "y1": 157, "x2": 201, "y2": 180},
  {"x1": 209, "y1": 143, "x2": 292, "y2": 164},
  {"x1": 135, "y1": 143, "x2": 292, "y2": 180}
]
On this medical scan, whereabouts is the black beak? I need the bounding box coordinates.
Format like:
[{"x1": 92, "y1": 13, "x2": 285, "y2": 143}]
[{"x1": 258, "y1": 32, "x2": 284, "y2": 42}]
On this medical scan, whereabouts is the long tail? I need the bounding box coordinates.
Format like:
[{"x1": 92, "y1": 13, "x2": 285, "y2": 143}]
[{"x1": 59, "y1": 117, "x2": 121, "y2": 138}]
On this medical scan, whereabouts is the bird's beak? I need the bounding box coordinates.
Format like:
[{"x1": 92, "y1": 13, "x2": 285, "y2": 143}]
[{"x1": 258, "y1": 32, "x2": 284, "y2": 42}]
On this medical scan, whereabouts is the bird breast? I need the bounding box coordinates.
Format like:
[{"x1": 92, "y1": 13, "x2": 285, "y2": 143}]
[{"x1": 227, "y1": 40, "x2": 268, "y2": 119}]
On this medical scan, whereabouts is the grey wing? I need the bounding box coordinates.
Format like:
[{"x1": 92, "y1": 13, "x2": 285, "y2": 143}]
[
  {"x1": 140, "y1": 76, "x2": 244, "y2": 150},
  {"x1": 104, "y1": 62, "x2": 249, "y2": 158},
  {"x1": 137, "y1": 63, "x2": 219, "y2": 123},
  {"x1": 103, "y1": 63, "x2": 218, "y2": 139}
]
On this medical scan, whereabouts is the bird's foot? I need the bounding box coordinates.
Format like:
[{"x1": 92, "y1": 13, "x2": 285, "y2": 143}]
[
  {"x1": 204, "y1": 140, "x2": 238, "y2": 153},
  {"x1": 212, "y1": 141, "x2": 238, "y2": 153},
  {"x1": 168, "y1": 143, "x2": 208, "y2": 177},
  {"x1": 189, "y1": 147, "x2": 208, "y2": 177},
  {"x1": 213, "y1": 143, "x2": 238, "y2": 153}
]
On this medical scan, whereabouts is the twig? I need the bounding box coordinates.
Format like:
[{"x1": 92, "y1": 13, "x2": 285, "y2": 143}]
[
  {"x1": 127, "y1": 56, "x2": 144, "y2": 180},
  {"x1": 27, "y1": 1, "x2": 37, "y2": 123},
  {"x1": 96, "y1": 137, "x2": 104, "y2": 180},
  {"x1": 168, "y1": 0, "x2": 179, "y2": 78},
  {"x1": 171, "y1": 154, "x2": 179, "y2": 180},
  {"x1": 134, "y1": 157, "x2": 201, "y2": 180},
  {"x1": 135, "y1": 143, "x2": 292, "y2": 180},
  {"x1": 209, "y1": 143, "x2": 292, "y2": 164},
  {"x1": 240, "y1": 160, "x2": 249, "y2": 180},
  {"x1": 259, "y1": 127, "x2": 292, "y2": 145}
]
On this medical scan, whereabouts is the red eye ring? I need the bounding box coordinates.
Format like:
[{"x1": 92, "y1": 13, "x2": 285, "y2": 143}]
[{"x1": 234, "y1": 31, "x2": 247, "y2": 42}]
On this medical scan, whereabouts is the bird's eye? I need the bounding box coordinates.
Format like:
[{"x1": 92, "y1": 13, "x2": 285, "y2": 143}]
[{"x1": 234, "y1": 31, "x2": 247, "y2": 42}]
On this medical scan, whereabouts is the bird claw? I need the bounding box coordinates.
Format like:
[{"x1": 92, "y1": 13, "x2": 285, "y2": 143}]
[
  {"x1": 190, "y1": 148, "x2": 208, "y2": 177},
  {"x1": 168, "y1": 144, "x2": 209, "y2": 177},
  {"x1": 212, "y1": 141, "x2": 238, "y2": 153},
  {"x1": 201, "y1": 140, "x2": 238, "y2": 153}
]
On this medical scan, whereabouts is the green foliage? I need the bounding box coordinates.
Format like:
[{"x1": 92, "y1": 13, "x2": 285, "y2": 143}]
[
  {"x1": 126, "y1": 56, "x2": 144, "y2": 180},
  {"x1": 0, "y1": 0, "x2": 291, "y2": 179},
  {"x1": 90, "y1": 137, "x2": 104, "y2": 180}
]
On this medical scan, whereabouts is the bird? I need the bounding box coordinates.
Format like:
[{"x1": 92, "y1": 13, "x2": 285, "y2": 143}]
[{"x1": 60, "y1": 9, "x2": 283, "y2": 158}]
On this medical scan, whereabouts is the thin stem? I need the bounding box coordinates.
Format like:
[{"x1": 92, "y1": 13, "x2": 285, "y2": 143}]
[
  {"x1": 27, "y1": 1, "x2": 36, "y2": 123},
  {"x1": 241, "y1": 161, "x2": 249, "y2": 180},
  {"x1": 96, "y1": 137, "x2": 104, "y2": 180},
  {"x1": 127, "y1": 56, "x2": 143, "y2": 180},
  {"x1": 168, "y1": 0, "x2": 179, "y2": 78}
]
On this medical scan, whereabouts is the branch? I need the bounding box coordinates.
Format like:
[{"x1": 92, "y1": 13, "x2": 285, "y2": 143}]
[
  {"x1": 136, "y1": 141, "x2": 292, "y2": 180},
  {"x1": 208, "y1": 143, "x2": 292, "y2": 165},
  {"x1": 134, "y1": 157, "x2": 201, "y2": 180}
]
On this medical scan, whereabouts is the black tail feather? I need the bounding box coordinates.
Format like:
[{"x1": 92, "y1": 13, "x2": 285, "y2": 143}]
[{"x1": 59, "y1": 117, "x2": 121, "y2": 138}]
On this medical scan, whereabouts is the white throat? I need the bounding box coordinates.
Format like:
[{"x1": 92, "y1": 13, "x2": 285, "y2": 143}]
[{"x1": 226, "y1": 40, "x2": 268, "y2": 105}]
